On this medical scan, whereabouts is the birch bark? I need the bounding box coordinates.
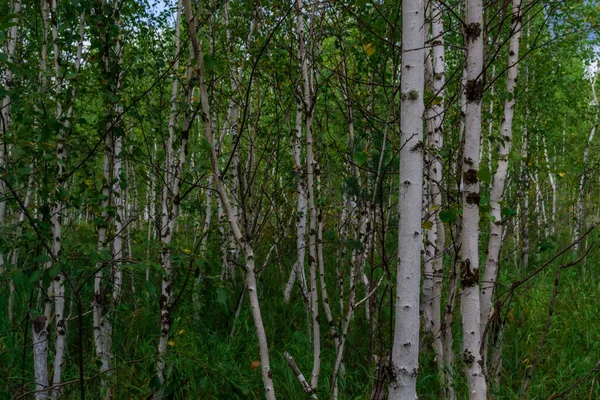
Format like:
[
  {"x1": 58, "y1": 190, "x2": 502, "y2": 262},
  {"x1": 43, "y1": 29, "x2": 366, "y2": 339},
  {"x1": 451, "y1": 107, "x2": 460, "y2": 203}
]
[
  {"x1": 33, "y1": 316, "x2": 49, "y2": 400},
  {"x1": 156, "y1": 0, "x2": 196, "y2": 391},
  {"x1": 389, "y1": 0, "x2": 424, "y2": 398},
  {"x1": 423, "y1": 0, "x2": 446, "y2": 384},
  {"x1": 460, "y1": 0, "x2": 487, "y2": 397},
  {"x1": 282, "y1": 89, "x2": 309, "y2": 303},
  {"x1": 480, "y1": 0, "x2": 523, "y2": 363},
  {"x1": 296, "y1": 0, "x2": 321, "y2": 387}
]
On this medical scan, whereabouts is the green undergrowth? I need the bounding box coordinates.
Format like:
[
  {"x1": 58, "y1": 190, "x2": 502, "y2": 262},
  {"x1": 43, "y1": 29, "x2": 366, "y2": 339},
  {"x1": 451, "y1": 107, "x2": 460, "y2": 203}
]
[{"x1": 1, "y1": 230, "x2": 600, "y2": 399}]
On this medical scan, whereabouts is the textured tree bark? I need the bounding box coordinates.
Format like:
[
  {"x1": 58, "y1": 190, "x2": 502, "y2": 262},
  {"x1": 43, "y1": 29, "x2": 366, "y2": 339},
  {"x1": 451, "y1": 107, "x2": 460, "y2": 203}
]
[
  {"x1": 442, "y1": 257, "x2": 459, "y2": 400},
  {"x1": 92, "y1": 3, "x2": 123, "y2": 397},
  {"x1": 45, "y1": 5, "x2": 84, "y2": 398},
  {"x1": 112, "y1": 112, "x2": 125, "y2": 302},
  {"x1": 156, "y1": 1, "x2": 194, "y2": 390},
  {"x1": 460, "y1": 0, "x2": 487, "y2": 397},
  {"x1": 283, "y1": 96, "x2": 308, "y2": 303},
  {"x1": 423, "y1": 0, "x2": 446, "y2": 387},
  {"x1": 295, "y1": 0, "x2": 321, "y2": 388},
  {"x1": 542, "y1": 137, "x2": 557, "y2": 234},
  {"x1": 519, "y1": 122, "x2": 529, "y2": 269},
  {"x1": 33, "y1": 316, "x2": 49, "y2": 400},
  {"x1": 389, "y1": 0, "x2": 424, "y2": 398},
  {"x1": 480, "y1": 0, "x2": 523, "y2": 369}
]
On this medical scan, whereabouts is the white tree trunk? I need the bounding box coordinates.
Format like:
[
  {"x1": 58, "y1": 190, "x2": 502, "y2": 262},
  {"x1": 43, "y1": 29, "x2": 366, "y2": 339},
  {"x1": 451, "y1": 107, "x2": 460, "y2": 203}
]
[
  {"x1": 389, "y1": 0, "x2": 424, "y2": 398},
  {"x1": 424, "y1": 0, "x2": 446, "y2": 384},
  {"x1": 542, "y1": 137, "x2": 557, "y2": 234},
  {"x1": 460, "y1": 0, "x2": 487, "y2": 397},
  {"x1": 480, "y1": 0, "x2": 523, "y2": 365},
  {"x1": 295, "y1": 0, "x2": 321, "y2": 387},
  {"x1": 283, "y1": 96, "x2": 308, "y2": 303},
  {"x1": 520, "y1": 123, "x2": 529, "y2": 269},
  {"x1": 156, "y1": 10, "x2": 193, "y2": 390},
  {"x1": 93, "y1": 3, "x2": 122, "y2": 396},
  {"x1": 47, "y1": 4, "x2": 84, "y2": 397},
  {"x1": 112, "y1": 119, "x2": 124, "y2": 302},
  {"x1": 33, "y1": 316, "x2": 49, "y2": 400}
]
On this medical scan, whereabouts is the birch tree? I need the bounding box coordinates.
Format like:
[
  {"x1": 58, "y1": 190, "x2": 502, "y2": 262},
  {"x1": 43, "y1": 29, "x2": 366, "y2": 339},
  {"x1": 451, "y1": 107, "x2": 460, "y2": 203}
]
[
  {"x1": 423, "y1": 0, "x2": 446, "y2": 383},
  {"x1": 389, "y1": 0, "x2": 424, "y2": 398},
  {"x1": 460, "y1": 0, "x2": 487, "y2": 397},
  {"x1": 480, "y1": 0, "x2": 523, "y2": 365}
]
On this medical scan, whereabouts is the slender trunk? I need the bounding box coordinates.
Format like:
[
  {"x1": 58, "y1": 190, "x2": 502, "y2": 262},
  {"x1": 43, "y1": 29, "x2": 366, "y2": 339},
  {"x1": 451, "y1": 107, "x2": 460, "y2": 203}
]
[
  {"x1": 460, "y1": 0, "x2": 487, "y2": 397},
  {"x1": 389, "y1": 0, "x2": 424, "y2": 398},
  {"x1": 315, "y1": 161, "x2": 341, "y2": 398},
  {"x1": 112, "y1": 110, "x2": 124, "y2": 302},
  {"x1": 480, "y1": 0, "x2": 522, "y2": 373},
  {"x1": 424, "y1": 0, "x2": 446, "y2": 385},
  {"x1": 47, "y1": 5, "x2": 84, "y2": 397},
  {"x1": 542, "y1": 137, "x2": 556, "y2": 234},
  {"x1": 283, "y1": 95, "x2": 308, "y2": 303},
  {"x1": 93, "y1": 2, "x2": 121, "y2": 396},
  {"x1": 296, "y1": 0, "x2": 321, "y2": 387},
  {"x1": 193, "y1": 174, "x2": 213, "y2": 312},
  {"x1": 33, "y1": 316, "x2": 49, "y2": 400},
  {"x1": 520, "y1": 120, "x2": 529, "y2": 270},
  {"x1": 183, "y1": 0, "x2": 275, "y2": 396},
  {"x1": 156, "y1": 0, "x2": 192, "y2": 386}
]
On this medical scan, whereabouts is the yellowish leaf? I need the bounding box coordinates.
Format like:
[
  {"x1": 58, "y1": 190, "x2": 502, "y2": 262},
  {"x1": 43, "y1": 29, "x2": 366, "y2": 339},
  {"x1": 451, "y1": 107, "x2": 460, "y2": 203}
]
[
  {"x1": 178, "y1": 329, "x2": 185, "y2": 335},
  {"x1": 559, "y1": 172, "x2": 566, "y2": 177},
  {"x1": 364, "y1": 43, "x2": 375, "y2": 57},
  {"x1": 168, "y1": 341, "x2": 175, "y2": 347}
]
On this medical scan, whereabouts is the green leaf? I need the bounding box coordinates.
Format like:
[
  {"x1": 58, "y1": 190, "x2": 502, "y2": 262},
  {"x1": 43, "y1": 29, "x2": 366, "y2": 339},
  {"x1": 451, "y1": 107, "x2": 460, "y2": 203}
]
[
  {"x1": 353, "y1": 151, "x2": 368, "y2": 165},
  {"x1": 144, "y1": 280, "x2": 157, "y2": 296},
  {"x1": 203, "y1": 54, "x2": 216, "y2": 72},
  {"x1": 499, "y1": 91, "x2": 514, "y2": 102},
  {"x1": 28, "y1": 269, "x2": 42, "y2": 284},
  {"x1": 478, "y1": 168, "x2": 492, "y2": 184},
  {"x1": 502, "y1": 207, "x2": 517, "y2": 218},
  {"x1": 12, "y1": 271, "x2": 25, "y2": 287},
  {"x1": 439, "y1": 208, "x2": 458, "y2": 224},
  {"x1": 33, "y1": 254, "x2": 53, "y2": 263},
  {"x1": 42, "y1": 270, "x2": 52, "y2": 288},
  {"x1": 217, "y1": 287, "x2": 228, "y2": 310},
  {"x1": 48, "y1": 263, "x2": 61, "y2": 279}
]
